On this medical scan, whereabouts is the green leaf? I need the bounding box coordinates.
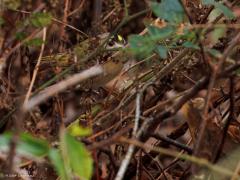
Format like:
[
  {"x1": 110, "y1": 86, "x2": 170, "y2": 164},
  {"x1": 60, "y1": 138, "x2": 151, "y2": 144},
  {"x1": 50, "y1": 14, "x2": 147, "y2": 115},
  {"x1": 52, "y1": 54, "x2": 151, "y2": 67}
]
[
  {"x1": 68, "y1": 123, "x2": 92, "y2": 137},
  {"x1": 151, "y1": 0, "x2": 184, "y2": 24},
  {"x1": 182, "y1": 41, "x2": 200, "y2": 50},
  {"x1": 129, "y1": 35, "x2": 155, "y2": 58},
  {"x1": 0, "y1": 133, "x2": 49, "y2": 157},
  {"x1": 48, "y1": 149, "x2": 69, "y2": 180},
  {"x1": 207, "y1": 48, "x2": 221, "y2": 57},
  {"x1": 18, "y1": 133, "x2": 49, "y2": 157},
  {"x1": 209, "y1": 27, "x2": 226, "y2": 45},
  {"x1": 208, "y1": 8, "x2": 222, "y2": 22},
  {"x1": 147, "y1": 25, "x2": 175, "y2": 40},
  {"x1": 61, "y1": 132, "x2": 93, "y2": 180},
  {"x1": 128, "y1": 25, "x2": 174, "y2": 58},
  {"x1": 129, "y1": 23, "x2": 174, "y2": 59},
  {"x1": 30, "y1": 12, "x2": 52, "y2": 28},
  {"x1": 156, "y1": 45, "x2": 168, "y2": 59},
  {"x1": 214, "y1": 3, "x2": 235, "y2": 19},
  {"x1": 202, "y1": 0, "x2": 235, "y2": 19},
  {"x1": 129, "y1": 35, "x2": 145, "y2": 48}
]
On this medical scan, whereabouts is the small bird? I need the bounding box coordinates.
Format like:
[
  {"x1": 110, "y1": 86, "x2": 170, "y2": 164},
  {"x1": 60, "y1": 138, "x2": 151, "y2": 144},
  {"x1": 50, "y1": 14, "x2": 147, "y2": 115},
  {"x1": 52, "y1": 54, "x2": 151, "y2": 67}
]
[
  {"x1": 37, "y1": 33, "x2": 128, "y2": 89},
  {"x1": 180, "y1": 97, "x2": 204, "y2": 142},
  {"x1": 75, "y1": 34, "x2": 128, "y2": 89},
  {"x1": 81, "y1": 57, "x2": 124, "y2": 89}
]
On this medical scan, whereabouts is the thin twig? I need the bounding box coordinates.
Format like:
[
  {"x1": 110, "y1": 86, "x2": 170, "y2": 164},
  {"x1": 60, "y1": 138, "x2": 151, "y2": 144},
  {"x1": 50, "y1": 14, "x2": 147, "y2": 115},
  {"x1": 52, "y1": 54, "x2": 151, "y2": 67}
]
[
  {"x1": 68, "y1": 0, "x2": 86, "y2": 17},
  {"x1": 156, "y1": 139, "x2": 192, "y2": 180},
  {"x1": 12, "y1": 9, "x2": 88, "y2": 37},
  {"x1": 36, "y1": 8, "x2": 150, "y2": 92},
  {"x1": 203, "y1": 32, "x2": 240, "y2": 117},
  {"x1": 23, "y1": 65, "x2": 104, "y2": 111},
  {"x1": 136, "y1": 150, "x2": 142, "y2": 180},
  {"x1": 150, "y1": 133, "x2": 192, "y2": 154},
  {"x1": 123, "y1": 0, "x2": 129, "y2": 17},
  {"x1": 119, "y1": 137, "x2": 236, "y2": 178},
  {"x1": 88, "y1": 124, "x2": 132, "y2": 151},
  {"x1": 95, "y1": 88, "x2": 136, "y2": 125},
  {"x1": 52, "y1": 17, "x2": 88, "y2": 38},
  {"x1": 194, "y1": 32, "x2": 240, "y2": 160},
  {"x1": 0, "y1": 29, "x2": 40, "y2": 69},
  {"x1": 97, "y1": 48, "x2": 190, "y2": 125},
  {"x1": 59, "y1": 0, "x2": 70, "y2": 37},
  {"x1": 24, "y1": 27, "x2": 47, "y2": 106},
  {"x1": 115, "y1": 91, "x2": 141, "y2": 180},
  {"x1": 136, "y1": 76, "x2": 209, "y2": 150},
  {"x1": 92, "y1": 0, "x2": 102, "y2": 34},
  {"x1": 214, "y1": 76, "x2": 235, "y2": 162}
]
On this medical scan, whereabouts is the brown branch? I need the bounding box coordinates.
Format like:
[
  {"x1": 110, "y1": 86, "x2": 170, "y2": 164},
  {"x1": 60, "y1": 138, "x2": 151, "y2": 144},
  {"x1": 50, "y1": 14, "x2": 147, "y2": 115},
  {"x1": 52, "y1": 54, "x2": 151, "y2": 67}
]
[
  {"x1": 24, "y1": 27, "x2": 47, "y2": 105},
  {"x1": 150, "y1": 133, "x2": 193, "y2": 154},
  {"x1": 119, "y1": 137, "x2": 235, "y2": 177},
  {"x1": 214, "y1": 76, "x2": 236, "y2": 162},
  {"x1": 88, "y1": 124, "x2": 132, "y2": 151},
  {"x1": 59, "y1": 0, "x2": 70, "y2": 38},
  {"x1": 23, "y1": 65, "x2": 104, "y2": 111}
]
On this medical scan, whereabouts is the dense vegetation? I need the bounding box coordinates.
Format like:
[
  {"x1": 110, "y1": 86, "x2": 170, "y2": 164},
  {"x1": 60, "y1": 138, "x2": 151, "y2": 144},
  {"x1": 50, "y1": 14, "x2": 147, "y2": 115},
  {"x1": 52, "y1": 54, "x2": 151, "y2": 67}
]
[{"x1": 0, "y1": 0, "x2": 240, "y2": 179}]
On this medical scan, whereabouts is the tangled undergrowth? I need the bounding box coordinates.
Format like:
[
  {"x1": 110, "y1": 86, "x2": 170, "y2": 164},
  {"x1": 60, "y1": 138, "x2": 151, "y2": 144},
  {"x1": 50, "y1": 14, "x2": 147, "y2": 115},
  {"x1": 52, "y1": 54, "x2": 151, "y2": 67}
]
[{"x1": 0, "y1": 0, "x2": 240, "y2": 179}]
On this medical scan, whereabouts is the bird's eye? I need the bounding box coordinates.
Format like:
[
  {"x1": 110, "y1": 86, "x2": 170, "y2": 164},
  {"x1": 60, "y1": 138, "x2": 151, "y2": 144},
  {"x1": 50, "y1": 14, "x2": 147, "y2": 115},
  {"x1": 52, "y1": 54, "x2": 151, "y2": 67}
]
[{"x1": 108, "y1": 40, "x2": 115, "y2": 46}]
